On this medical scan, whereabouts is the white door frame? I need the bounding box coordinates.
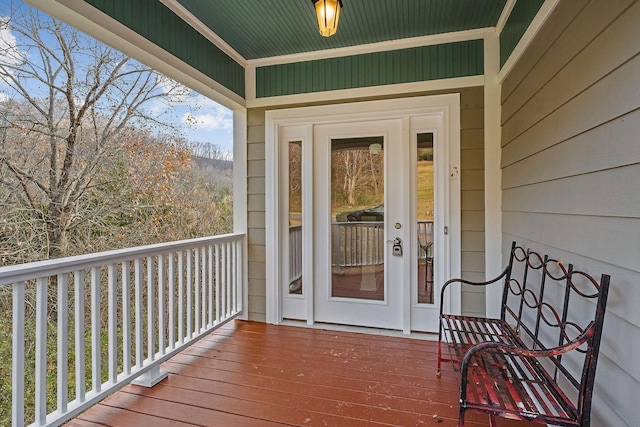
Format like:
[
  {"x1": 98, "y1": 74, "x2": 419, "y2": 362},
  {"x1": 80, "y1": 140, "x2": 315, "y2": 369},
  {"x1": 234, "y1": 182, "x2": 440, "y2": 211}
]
[{"x1": 265, "y1": 94, "x2": 461, "y2": 331}]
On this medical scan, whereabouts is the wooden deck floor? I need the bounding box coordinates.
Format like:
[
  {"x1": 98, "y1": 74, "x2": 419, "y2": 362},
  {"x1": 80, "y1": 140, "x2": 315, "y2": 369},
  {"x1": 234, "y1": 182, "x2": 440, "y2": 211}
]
[{"x1": 67, "y1": 321, "x2": 532, "y2": 427}]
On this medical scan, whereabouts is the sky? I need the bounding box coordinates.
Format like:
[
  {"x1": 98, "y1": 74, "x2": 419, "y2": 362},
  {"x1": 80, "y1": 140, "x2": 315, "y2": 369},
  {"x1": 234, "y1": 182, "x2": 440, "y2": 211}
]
[
  {"x1": 0, "y1": 0, "x2": 235, "y2": 156},
  {"x1": 174, "y1": 92, "x2": 234, "y2": 154}
]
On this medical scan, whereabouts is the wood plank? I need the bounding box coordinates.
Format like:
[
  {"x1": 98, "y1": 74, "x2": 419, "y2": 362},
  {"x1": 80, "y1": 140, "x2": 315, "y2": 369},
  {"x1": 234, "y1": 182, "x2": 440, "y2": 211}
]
[
  {"x1": 461, "y1": 251, "x2": 485, "y2": 273},
  {"x1": 461, "y1": 190, "x2": 484, "y2": 209},
  {"x1": 76, "y1": 402, "x2": 202, "y2": 427},
  {"x1": 503, "y1": 164, "x2": 640, "y2": 218},
  {"x1": 68, "y1": 321, "x2": 534, "y2": 427},
  {"x1": 501, "y1": 51, "x2": 640, "y2": 164},
  {"x1": 460, "y1": 107, "x2": 484, "y2": 130},
  {"x1": 101, "y1": 391, "x2": 285, "y2": 427},
  {"x1": 157, "y1": 363, "x2": 461, "y2": 415},
  {"x1": 502, "y1": 108, "x2": 640, "y2": 185},
  {"x1": 501, "y1": 0, "x2": 591, "y2": 102},
  {"x1": 461, "y1": 231, "x2": 485, "y2": 252},
  {"x1": 502, "y1": 211, "x2": 640, "y2": 272},
  {"x1": 460, "y1": 86, "x2": 484, "y2": 109},
  {"x1": 460, "y1": 170, "x2": 484, "y2": 190},
  {"x1": 65, "y1": 419, "x2": 110, "y2": 427},
  {"x1": 125, "y1": 380, "x2": 453, "y2": 427},
  {"x1": 247, "y1": 176, "x2": 265, "y2": 195},
  {"x1": 460, "y1": 148, "x2": 484, "y2": 170},
  {"x1": 502, "y1": 0, "x2": 633, "y2": 118},
  {"x1": 247, "y1": 158, "x2": 265, "y2": 177},
  {"x1": 247, "y1": 129, "x2": 266, "y2": 147},
  {"x1": 247, "y1": 295, "x2": 266, "y2": 317},
  {"x1": 247, "y1": 108, "x2": 267, "y2": 126},
  {"x1": 460, "y1": 128, "x2": 484, "y2": 150},
  {"x1": 461, "y1": 291, "x2": 486, "y2": 316},
  {"x1": 461, "y1": 210, "x2": 484, "y2": 231},
  {"x1": 502, "y1": 0, "x2": 633, "y2": 121}
]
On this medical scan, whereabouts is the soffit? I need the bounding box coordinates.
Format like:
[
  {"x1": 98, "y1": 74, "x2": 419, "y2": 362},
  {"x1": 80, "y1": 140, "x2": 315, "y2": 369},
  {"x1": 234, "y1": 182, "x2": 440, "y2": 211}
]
[{"x1": 175, "y1": 0, "x2": 508, "y2": 60}]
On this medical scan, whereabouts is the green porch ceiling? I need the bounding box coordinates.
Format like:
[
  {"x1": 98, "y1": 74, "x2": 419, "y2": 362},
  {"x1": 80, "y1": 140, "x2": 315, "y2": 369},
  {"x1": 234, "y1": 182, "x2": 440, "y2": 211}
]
[
  {"x1": 84, "y1": 0, "x2": 245, "y2": 98},
  {"x1": 256, "y1": 40, "x2": 484, "y2": 98},
  {"x1": 500, "y1": 0, "x2": 545, "y2": 67},
  {"x1": 176, "y1": 0, "x2": 506, "y2": 60},
  {"x1": 78, "y1": 0, "x2": 546, "y2": 102}
]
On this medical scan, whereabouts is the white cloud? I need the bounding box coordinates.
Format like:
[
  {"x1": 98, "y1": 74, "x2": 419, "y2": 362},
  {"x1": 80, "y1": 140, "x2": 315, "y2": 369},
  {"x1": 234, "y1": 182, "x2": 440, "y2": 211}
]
[
  {"x1": 182, "y1": 98, "x2": 232, "y2": 130},
  {"x1": 0, "y1": 21, "x2": 20, "y2": 58},
  {"x1": 0, "y1": 18, "x2": 26, "y2": 85}
]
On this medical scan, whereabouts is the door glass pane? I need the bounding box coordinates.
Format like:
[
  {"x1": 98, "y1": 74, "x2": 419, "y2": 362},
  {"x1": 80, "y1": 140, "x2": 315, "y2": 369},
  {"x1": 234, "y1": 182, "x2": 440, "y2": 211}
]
[
  {"x1": 289, "y1": 141, "x2": 302, "y2": 294},
  {"x1": 331, "y1": 137, "x2": 384, "y2": 300},
  {"x1": 417, "y1": 133, "x2": 434, "y2": 304}
]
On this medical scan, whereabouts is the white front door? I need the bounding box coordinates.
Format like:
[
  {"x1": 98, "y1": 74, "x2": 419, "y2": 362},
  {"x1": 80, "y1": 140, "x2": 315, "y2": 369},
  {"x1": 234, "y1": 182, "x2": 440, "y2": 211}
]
[
  {"x1": 267, "y1": 95, "x2": 461, "y2": 333},
  {"x1": 313, "y1": 119, "x2": 405, "y2": 329}
]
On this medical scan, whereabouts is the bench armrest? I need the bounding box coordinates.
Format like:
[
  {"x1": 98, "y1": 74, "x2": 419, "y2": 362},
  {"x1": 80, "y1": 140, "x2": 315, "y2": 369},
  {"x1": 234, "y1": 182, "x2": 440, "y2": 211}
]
[{"x1": 439, "y1": 267, "x2": 509, "y2": 318}]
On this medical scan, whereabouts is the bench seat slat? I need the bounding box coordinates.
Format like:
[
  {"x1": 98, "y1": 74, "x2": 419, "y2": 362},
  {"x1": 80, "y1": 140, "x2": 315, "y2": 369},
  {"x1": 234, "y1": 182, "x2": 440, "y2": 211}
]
[
  {"x1": 464, "y1": 348, "x2": 579, "y2": 424},
  {"x1": 440, "y1": 314, "x2": 521, "y2": 370}
]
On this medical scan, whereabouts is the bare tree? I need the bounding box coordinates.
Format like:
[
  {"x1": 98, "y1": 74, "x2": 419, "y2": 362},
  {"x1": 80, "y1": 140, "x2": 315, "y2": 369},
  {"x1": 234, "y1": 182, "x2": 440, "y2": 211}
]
[
  {"x1": 184, "y1": 140, "x2": 228, "y2": 160},
  {"x1": 332, "y1": 149, "x2": 382, "y2": 206},
  {"x1": 0, "y1": 2, "x2": 193, "y2": 259}
]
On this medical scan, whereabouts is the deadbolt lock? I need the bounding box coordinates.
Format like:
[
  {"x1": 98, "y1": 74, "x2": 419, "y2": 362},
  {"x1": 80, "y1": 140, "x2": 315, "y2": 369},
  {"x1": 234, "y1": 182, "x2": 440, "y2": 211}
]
[{"x1": 392, "y1": 237, "x2": 403, "y2": 256}]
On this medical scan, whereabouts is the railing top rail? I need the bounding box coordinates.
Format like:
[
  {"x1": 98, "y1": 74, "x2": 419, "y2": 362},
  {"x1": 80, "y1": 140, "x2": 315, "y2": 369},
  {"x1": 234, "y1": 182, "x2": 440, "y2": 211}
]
[{"x1": 0, "y1": 232, "x2": 245, "y2": 286}]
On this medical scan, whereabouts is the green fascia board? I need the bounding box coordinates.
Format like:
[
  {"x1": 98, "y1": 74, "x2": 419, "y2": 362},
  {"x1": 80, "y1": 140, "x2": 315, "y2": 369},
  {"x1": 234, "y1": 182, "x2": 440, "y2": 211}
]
[
  {"x1": 84, "y1": 0, "x2": 245, "y2": 98},
  {"x1": 500, "y1": 0, "x2": 545, "y2": 68},
  {"x1": 256, "y1": 40, "x2": 484, "y2": 98}
]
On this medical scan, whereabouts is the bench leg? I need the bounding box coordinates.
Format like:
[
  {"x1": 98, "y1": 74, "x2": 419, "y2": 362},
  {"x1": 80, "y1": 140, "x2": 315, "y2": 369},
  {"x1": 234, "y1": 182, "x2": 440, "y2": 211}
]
[{"x1": 436, "y1": 340, "x2": 442, "y2": 377}]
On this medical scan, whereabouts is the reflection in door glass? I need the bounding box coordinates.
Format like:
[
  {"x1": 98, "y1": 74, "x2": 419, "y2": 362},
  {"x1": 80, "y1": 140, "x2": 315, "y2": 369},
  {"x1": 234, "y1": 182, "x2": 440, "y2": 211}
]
[
  {"x1": 289, "y1": 142, "x2": 302, "y2": 294},
  {"x1": 331, "y1": 137, "x2": 384, "y2": 301},
  {"x1": 417, "y1": 133, "x2": 434, "y2": 304}
]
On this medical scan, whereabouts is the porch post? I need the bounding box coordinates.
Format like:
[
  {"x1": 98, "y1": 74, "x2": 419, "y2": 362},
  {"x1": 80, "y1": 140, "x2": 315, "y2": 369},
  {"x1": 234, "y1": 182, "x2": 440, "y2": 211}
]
[
  {"x1": 233, "y1": 108, "x2": 249, "y2": 320},
  {"x1": 483, "y1": 32, "x2": 503, "y2": 318}
]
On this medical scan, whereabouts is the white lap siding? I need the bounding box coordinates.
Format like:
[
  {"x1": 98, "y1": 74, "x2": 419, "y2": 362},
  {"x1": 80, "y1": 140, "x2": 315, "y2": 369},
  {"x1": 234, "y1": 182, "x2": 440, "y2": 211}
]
[{"x1": 500, "y1": 1, "x2": 640, "y2": 426}]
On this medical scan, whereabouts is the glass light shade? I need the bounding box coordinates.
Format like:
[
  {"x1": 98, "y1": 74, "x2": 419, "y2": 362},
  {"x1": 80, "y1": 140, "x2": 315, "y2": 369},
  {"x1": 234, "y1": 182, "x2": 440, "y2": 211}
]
[
  {"x1": 313, "y1": 0, "x2": 342, "y2": 37},
  {"x1": 369, "y1": 143, "x2": 382, "y2": 154}
]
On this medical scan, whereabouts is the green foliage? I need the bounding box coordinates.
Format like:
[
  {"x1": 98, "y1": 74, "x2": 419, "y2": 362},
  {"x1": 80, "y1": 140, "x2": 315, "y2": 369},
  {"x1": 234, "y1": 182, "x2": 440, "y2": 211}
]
[
  {"x1": 417, "y1": 161, "x2": 434, "y2": 220},
  {"x1": 0, "y1": 2, "x2": 235, "y2": 422},
  {"x1": 0, "y1": 315, "x2": 89, "y2": 427},
  {"x1": 418, "y1": 148, "x2": 433, "y2": 161}
]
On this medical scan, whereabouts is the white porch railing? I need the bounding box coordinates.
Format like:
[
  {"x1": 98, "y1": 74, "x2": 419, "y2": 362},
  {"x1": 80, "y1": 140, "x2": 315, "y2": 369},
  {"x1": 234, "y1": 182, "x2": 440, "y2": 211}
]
[
  {"x1": 289, "y1": 225, "x2": 302, "y2": 283},
  {"x1": 417, "y1": 221, "x2": 434, "y2": 260},
  {"x1": 327, "y1": 221, "x2": 434, "y2": 268},
  {"x1": 2, "y1": 233, "x2": 245, "y2": 427},
  {"x1": 331, "y1": 222, "x2": 385, "y2": 267}
]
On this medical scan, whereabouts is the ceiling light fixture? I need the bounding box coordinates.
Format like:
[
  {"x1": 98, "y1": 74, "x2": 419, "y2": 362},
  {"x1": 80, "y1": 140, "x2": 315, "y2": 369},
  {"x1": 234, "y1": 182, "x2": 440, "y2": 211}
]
[
  {"x1": 312, "y1": 0, "x2": 343, "y2": 37},
  {"x1": 369, "y1": 143, "x2": 382, "y2": 154}
]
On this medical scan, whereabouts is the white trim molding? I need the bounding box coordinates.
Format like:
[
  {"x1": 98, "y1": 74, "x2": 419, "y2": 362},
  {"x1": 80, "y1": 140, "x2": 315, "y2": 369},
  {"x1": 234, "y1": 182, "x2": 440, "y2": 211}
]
[
  {"x1": 245, "y1": 29, "x2": 492, "y2": 106},
  {"x1": 250, "y1": 28, "x2": 493, "y2": 68},
  {"x1": 483, "y1": 33, "x2": 503, "y2": 318},
  {"x1": 233, "y1": 109, "x2": 249, "y2": 320},
  {"x1": 265, "y1": 95, "x2": 461, "y2": 329},
  {"x1": 496, "y1": 0, "x2": 517, "y2": 34},
  {"x1": 160, "y1": 0, "x2": 248, "y2": 67}
]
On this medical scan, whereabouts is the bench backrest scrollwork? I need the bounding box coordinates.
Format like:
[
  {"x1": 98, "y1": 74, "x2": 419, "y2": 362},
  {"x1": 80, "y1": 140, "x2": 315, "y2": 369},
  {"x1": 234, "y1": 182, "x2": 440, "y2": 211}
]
[{"x1": 498, "y1": 242, "x2": 610, "y2": 424}]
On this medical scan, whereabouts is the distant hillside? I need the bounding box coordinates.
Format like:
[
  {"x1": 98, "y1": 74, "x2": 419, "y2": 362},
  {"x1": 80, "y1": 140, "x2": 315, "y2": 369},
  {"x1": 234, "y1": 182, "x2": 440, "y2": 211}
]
[{"x1": 193, "y1": 156, "x2": 233, "y2": 171}]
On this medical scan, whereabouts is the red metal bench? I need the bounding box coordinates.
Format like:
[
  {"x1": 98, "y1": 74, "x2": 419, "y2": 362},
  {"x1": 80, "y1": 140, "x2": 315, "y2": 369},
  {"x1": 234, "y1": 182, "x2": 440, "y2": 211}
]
[{"x1": 437, "y1": 242, "x2": 610, "y2": 427}]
